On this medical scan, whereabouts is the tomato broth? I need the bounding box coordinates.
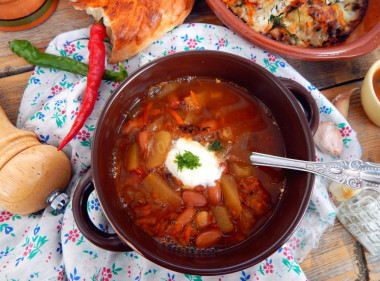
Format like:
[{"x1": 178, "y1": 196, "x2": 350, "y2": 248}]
[{"x1": 113, "y1": 77, "x2": 286, "y2": 252}]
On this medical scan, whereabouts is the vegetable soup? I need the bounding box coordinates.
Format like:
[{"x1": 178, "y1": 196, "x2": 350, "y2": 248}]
[{"x1": 113, "y1": 77, "x2": 286, "y2": 251}]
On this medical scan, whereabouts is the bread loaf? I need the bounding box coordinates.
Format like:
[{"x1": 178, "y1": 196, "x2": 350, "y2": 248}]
[{"x1": 71, "y1": 0, "x2": 195, "y2": 63}]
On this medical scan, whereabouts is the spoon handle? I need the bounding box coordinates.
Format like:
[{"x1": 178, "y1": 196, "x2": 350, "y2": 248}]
[{"x1": 250, "y1": 152, "x2": 380, "y2": 192}]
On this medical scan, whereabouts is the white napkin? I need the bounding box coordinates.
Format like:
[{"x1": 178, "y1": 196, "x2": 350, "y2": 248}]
[{"x1": 0, "y1": 23, "x2": 361, "y2": 281}]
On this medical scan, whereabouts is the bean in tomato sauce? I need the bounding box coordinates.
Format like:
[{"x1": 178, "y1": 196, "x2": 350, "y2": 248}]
[{"x1": 113, "y1": 77, "x2": 286, "y2": 251}]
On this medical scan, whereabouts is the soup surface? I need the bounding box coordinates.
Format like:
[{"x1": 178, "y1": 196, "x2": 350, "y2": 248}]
[
  {"x1": 226, "y1": 0, "x2": 367, "y2": 48},
  {"x1": 113, "y1": 77, "x2": 286, "y2": 251}
]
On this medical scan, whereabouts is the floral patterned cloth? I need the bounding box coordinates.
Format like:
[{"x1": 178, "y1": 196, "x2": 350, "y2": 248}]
[{"x1": 0, "y1": 23, "x2": 361, "y2": 281}]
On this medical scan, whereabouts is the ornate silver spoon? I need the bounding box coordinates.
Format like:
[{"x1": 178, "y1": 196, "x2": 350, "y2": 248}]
[{"x1": 250, "y1": 152, "x2": 380, "y2": 192}]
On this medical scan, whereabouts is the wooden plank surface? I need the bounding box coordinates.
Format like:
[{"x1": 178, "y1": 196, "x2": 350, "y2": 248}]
[
  {"x1": 0, "y1": 0, "x2": 94, "y2": 77},
  {"x1": 287, "y1": 46, "x2": 380, "y2": 90},
  {"x1": 366, "y1": 252, "x2": 380, "y2": 280},
  {"x1": 0, "y1": 72, "x2": 29, "y2": 124},
  {"x1": 301, "y1": 221, "x2": 365, "y2": 281},
  {"x1": 0, "y1": 1, "x2": 379, "y2": 281}
]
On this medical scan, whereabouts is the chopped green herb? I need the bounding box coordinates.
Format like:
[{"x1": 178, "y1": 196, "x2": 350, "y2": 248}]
[
  {"x1": 268, "y1": 14, "x2": 285, "y2": 29},
  {"x1": 285, "y1": 28, "x2": 298, "y2": 42},
  {"x1": 174, "y1": 150, "x2": 201, "y2": 172},
  {"x1": 308, "y1": 0, "x2": 313, "y2": 5},
  {"x1": 208, "y1": 140, "x2": 224, "y2": 151},
  {"x1": 297, "y1": 8, "x2": 300, "y2": 22}
]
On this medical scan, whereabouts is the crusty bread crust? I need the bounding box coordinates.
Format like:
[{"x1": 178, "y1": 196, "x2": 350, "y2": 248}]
[{"x1": 71, "y1": 0, "x2": 195, "y2": 63}]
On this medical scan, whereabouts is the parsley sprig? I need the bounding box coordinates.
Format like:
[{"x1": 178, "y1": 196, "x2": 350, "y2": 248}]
[
  {"x1": 268, "y1": 14, "x2": 285, "y2": 29},
  {"x1": 174, "y1": 150, "x2": 201, "y2": 172},
  {"x1": 208, "y1": 140, "x2": 224, "y2": 151}
]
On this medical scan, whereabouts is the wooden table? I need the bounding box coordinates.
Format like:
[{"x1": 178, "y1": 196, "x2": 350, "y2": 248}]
[{"x1": 0, "y1": 1, "x2": 379, "y2": 280}]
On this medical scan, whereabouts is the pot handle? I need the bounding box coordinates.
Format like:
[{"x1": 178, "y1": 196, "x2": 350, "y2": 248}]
[
  {"x1": 278, "y1": 77, "x2": 319, "y2": 135},
  {"x1": 72, "y1": 169, "x2": 133, "y2": 252}
]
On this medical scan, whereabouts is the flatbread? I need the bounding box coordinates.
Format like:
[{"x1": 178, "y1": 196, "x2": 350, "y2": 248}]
[{"x1": 71, "y1": 0, "x2": 195, "y2": 63}]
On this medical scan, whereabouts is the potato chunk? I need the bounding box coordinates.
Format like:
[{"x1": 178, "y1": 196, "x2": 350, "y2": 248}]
[
  {"x1": 125, "y1": 143, "x2": 140, "y2": 171},
  {"x1": 146, "y1": 130, "x2": 172, "y2": 169},
  {"x1": 229, "y1": 161, "x2": 255, "y2": 177},
  {"x1": 220, "y1": 174, "x2": 242, "y2": 218},
  {"x1": 239, "y1": 207, "x2": 255, "y2": 235},
  {"x1": 212, "y1": 206, "x2": 234, "y2": 233},
  {"x1": 141, "y1": 172, "x2": 182, "y2": 210}
]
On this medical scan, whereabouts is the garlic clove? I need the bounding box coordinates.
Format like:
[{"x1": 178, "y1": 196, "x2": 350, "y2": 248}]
[
  {"x1": 313, "y1": 121, "x2": 343, "y2": 156},
  {"x1": 332, "y1": 87, "x2": 359, "y2": 119},
  {"x1": 329, "y1": 181, "x2": 361, "y2": 202}
]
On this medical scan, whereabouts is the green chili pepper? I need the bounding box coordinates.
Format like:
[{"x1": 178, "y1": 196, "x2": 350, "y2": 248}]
[{"x1": 9, "y1": 40, "x2": 128, "y2": 82}]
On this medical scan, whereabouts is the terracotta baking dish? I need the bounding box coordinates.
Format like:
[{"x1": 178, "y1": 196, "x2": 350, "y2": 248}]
[
  {"x1": 72, "y1": 51, "x2": 318, "y2": 275},
  {"x1": 205, "y1": 0, "x2": 380, "y2": 61}
]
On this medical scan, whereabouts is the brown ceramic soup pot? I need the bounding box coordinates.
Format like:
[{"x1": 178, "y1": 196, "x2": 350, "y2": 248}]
[
  {"x1": 72, "y1": 51, "x2": 318, "y2": 275},
  {"x1": 206, "y1": 0, "x2": 380, "y2": 61}
]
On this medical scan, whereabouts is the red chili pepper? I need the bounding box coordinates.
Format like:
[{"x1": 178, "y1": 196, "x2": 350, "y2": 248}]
[{"x1": 57, "y1": 23, "x2": 106, "y2": 151}]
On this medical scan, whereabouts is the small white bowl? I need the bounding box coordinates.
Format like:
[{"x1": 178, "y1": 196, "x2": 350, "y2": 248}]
[{"x1": 361, "y1": 59, "x2": 380, "y2": 127}]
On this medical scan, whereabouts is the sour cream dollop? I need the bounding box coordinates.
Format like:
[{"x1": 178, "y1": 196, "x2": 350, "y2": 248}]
[{"x1": 165, "y1": 138, "x2": 223, "y2": 188}]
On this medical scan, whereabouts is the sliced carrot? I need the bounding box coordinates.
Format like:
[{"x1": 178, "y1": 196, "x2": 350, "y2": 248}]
[
  {"x1": 158, "y1": 220, "x2": 169, "y2": 237},
  {"x1": 151, "y1": 108, "x2": 161, "y2": 116},
  {"x1": 138, "y1": 130, "x2": 149, "y2": 153},
  {"x1": 133, "y1": 204, "x2": 152, "y2": 216},
  {"x1": 168, "y1": 108, "x2": 184, "y2": 125},
  {"x1": 135, "y1": 217, "x2": 157, "y2": 225},
  {"x1": 168, "y1": 94, "x2": 181, "y2": 109},
  {"x1": 249, "y1": 11, "x2": 254, "y2": 25},
  {"x1": 227, "y1": 0, "x2": 236, "y2": 5},
  {"x1": 168, "y1": 207, "x2": 196, "y2": 235},
  {"x1": 338, "y1": 11, "x2": 345, "y2": 27},
  {"x1": 246, "y1": 3, "x2": 254, "y2": 10},
  {"x1": 142, "y1": 103, "x2": 152, "y2": 125},
  {"x1": 133, "y1": 168, "x2": 143, "y2": 176},
  {"x1": 183, "y1": 224, "x2": 191, "y2": 245},
  {"x1": 168, "y1": 221, "x2": 182, "y2": 235},
  {"x1": 190, "y1": 90, "x2": 199, "y2": 106},
  {"x1": 122, "y1": 118, "x2": 143, "y2": 135},
  {"x1": 241, "y1": 176, "x2": 260, "y2": 191}
]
